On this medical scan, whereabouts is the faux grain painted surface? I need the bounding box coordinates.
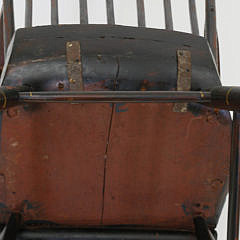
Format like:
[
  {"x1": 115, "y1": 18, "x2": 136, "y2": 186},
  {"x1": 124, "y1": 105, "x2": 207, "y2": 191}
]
[
  {"x1": 102, "y1": 103, "x2": 231, "y2": 230},
  {"x1": 0, "y1": 103, "x2": 112, "y2": 226},
  {"x1": 0, "y1": 102, "x2": 231, "y2": 230}
]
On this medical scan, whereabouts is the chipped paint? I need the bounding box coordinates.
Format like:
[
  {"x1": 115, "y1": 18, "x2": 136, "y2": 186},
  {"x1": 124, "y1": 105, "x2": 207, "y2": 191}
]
[
  {"x1": 182, "y1": 204, "x2": 191, "y2": 216},
  {"x1": 22, "y1": 200, "x2": 40, "y2": 211},
  {"x1": 115, "y1": 103, "x2": 128, "y2": 113},
  {"x1": 10, "y1": 141, "x2": 19, "y2": 147}
]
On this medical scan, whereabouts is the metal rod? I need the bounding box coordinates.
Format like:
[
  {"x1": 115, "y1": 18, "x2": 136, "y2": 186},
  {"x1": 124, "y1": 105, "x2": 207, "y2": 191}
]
[
  {"x1": 106, "y1": 0, "x2": 115, "y2": 25},
  {"x1": 163, "y1": 0, "x2": 173, "y2": 30},
  {"x1": 3, "y1": 0, "x2": 15, "y2": 54},
  {"x1": 188, "y1": 0, "x2": 199, "y2": 35},
  {"x1": 136, "y1": 0, "x2": 146, "y2": 27},
  {"x1": 25, "y1": 0, "x2": 32, "y2": 28},
  {"x1": 18, "y1": 91, "x2": 211, "y2": 104},
  {"x1": 227, "y1": 111, "x2": 240, "y2": 240},
  {"x1": 51, "y1": 0, "x2": 59, "y2": 25},
  {"x1": 6, "y1": 86, "x2": 240, "y2": 110},
  {"x1": 0, "y1": 8, "x2": 4, "y2": 73},
  {"x1": 205, "y1": 0, "x2": 217, "y2": 60},
  {"x1": 79, "y1": 0, "x2": 88, "y2": 24}
]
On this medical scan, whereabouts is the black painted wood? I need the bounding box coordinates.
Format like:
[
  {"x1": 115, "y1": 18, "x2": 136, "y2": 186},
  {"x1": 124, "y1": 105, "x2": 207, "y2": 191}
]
[{"x1": 3, "y1": 25, "x2": 220, "y2": 92}]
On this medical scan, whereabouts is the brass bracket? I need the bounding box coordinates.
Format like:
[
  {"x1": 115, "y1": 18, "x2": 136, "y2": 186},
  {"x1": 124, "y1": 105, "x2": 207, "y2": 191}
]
[
  {"x1": 173, "y1": 50, "x2": 192, "y2": 112},
  {"x1": 66, "y1": 41, "x2": 84, "y2": 90}
]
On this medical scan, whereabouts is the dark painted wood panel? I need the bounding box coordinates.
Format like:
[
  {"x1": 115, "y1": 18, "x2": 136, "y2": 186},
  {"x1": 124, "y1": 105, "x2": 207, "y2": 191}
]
[{"x1": 4, "y1": 25, "x2": 220, "y2": 92}]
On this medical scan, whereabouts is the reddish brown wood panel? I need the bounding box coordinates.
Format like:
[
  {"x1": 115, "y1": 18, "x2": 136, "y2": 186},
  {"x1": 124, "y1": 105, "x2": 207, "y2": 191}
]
[
  {"x1": 0, "y1": 103, "x2": 112, "y2": 226},
  {"x1": 102, "y1": 103, "x2": 231, "y2": 231},
  {"x1": 0, "y1": 102, "x2": 231, "y2": 231}
]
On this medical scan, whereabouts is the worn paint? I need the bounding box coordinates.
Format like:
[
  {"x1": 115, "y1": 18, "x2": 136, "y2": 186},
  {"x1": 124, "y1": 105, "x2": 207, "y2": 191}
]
[
  {"x1": 182, "y1": 204, "x2": 191, "y2": 216},
  {"x1": 1, "y1": 103, "x2": 113, "y2": 226},
  {"x1": 0, "y1": 24, "x2": 232, "y2": 232},
  {"x1": 173, "y1": 50, "x2": 191, "y2": 113},
  {"x1": 102, "y1": 103, "x2": 231, "y2": 230},
  {"x1": 115, "y1": 103, "x2": 128, "y2": 113}
]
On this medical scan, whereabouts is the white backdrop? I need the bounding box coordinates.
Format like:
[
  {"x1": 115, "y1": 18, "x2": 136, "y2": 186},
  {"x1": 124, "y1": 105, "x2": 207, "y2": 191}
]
[{"x1": 1, "y1": 0, "x2": 239, "y2": 239}]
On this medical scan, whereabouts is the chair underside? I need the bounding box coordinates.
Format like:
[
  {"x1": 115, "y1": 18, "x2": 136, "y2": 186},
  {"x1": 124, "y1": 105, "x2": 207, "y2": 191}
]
[{"x1": 0, "y1": 25, "x2": 231, "y2": 233}]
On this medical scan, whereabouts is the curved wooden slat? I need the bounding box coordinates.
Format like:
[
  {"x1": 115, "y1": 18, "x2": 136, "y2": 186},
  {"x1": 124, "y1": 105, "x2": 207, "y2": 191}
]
[
  {"x1": 205, "y1": 0, "x2": 217, "y2": 60},
  {"x1": 79, "y1": 0, "x2": 88, "y2": 24},
  {"x1": 3, "y1": 0, "x2": 15, "y2": 54},
  {"x1": 163, "y1": 0, "x2": 173, "y2": 30},
  {"x1": 188, "y1": 0, "x2": 199, "y2": 35},
  {"x1": 25, "y1": 0, "x2": 32, "y2": 28},
  {"x1": 0, "y1": 8, "x2": 4, "y2": 73},
  {"x1": 136, "y1": 0, "x2": 146, "y2": 27},
  {"x1": 106, "y1": 0, "x2": 115, "y2": 25},
  {"x1": 51, "y1": 0, "x2": 59, "y2": 25}
]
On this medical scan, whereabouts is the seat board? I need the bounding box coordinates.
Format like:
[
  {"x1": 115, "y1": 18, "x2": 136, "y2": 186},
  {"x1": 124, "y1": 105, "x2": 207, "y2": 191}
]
[{"x1": 0, "y1": 102, "x2": 231, "y2": 231}]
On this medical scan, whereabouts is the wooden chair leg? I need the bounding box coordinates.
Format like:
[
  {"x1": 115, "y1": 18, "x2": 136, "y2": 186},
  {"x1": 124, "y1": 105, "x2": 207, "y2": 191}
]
[{"x1": 0, "y1": 213, "x2": 21, "y2": 240}]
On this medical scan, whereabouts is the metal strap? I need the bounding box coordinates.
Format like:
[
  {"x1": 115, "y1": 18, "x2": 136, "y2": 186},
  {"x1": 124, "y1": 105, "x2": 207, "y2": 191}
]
[
  {"x1": 173, "y1": 50, "x2": 191, "y2": 112},
  {"x1": 106, "y1": 0, "x2": 115, "y2": 25},
  {"x1": 79, "y1": 0, "x2": 88, "y2": 24},
  {"x1": 136, "y1": 0, "x2": 146, "y2": 27},
  {"x1": 163, "y1": 0, "x2": 173, "y2": 30},
  {"x1": 66, "y1": 41, "x2": 84, "y2": 91},
  {"x1": 188, "y1": 0, "x2": 199, "y2": 35},
  {"x1": 51, "y1": 0, "x2": 59, "y2": 25}
]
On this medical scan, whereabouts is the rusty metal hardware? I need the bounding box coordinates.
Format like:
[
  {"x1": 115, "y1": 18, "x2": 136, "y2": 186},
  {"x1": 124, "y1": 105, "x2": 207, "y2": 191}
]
[
  {"x1": 66, "y1": 41, "x2": 84, "y2": 91},
  {"x1": 173, "y1": 50, "x2": 192, "y2": 112}
]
